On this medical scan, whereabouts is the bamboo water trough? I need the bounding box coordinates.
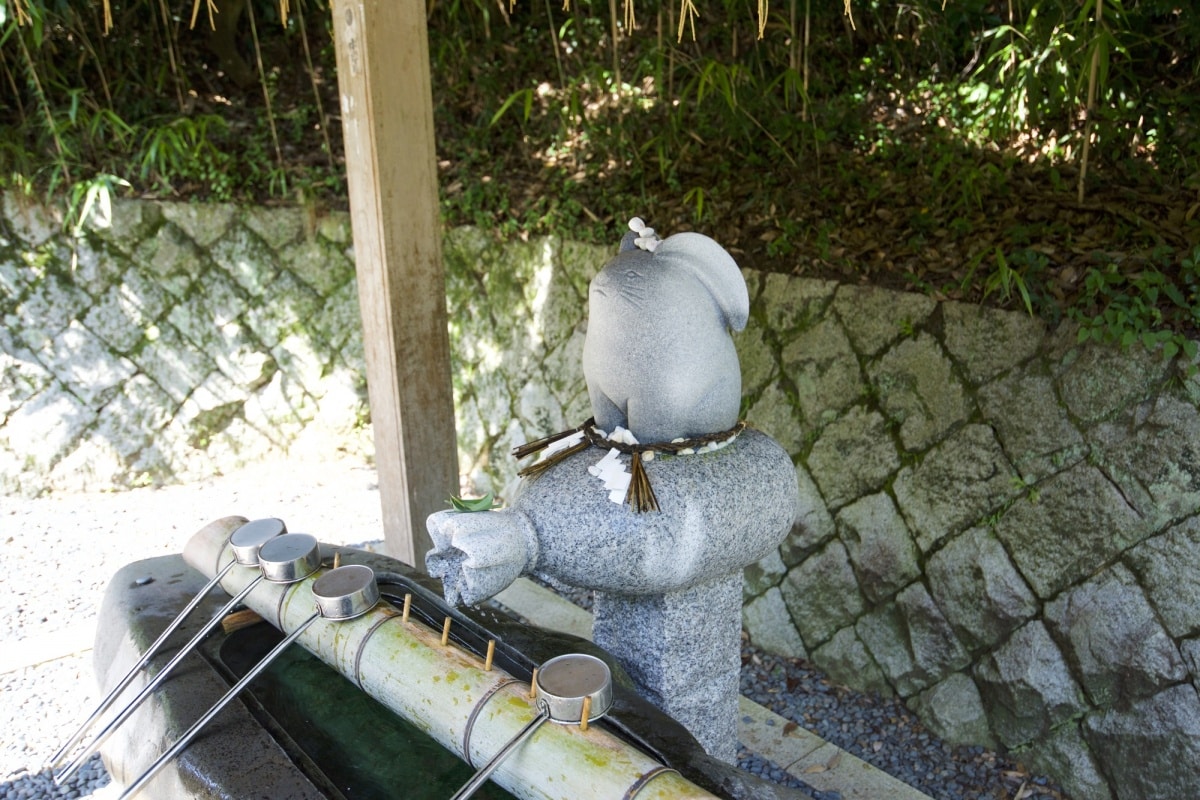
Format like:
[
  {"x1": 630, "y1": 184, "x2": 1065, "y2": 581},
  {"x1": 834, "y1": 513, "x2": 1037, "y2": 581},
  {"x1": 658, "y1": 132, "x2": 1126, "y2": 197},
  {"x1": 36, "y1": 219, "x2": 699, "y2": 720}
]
[{"x1": 182, "y1": 516, "x2": 718, "y2": 800}]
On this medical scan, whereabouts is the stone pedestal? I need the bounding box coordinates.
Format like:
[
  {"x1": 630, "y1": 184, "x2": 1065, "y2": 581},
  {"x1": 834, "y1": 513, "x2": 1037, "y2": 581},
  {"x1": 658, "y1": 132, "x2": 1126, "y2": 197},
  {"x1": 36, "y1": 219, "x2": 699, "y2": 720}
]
[{"x1": 594, "y1": 574, "x2": 743, "y2": 763}]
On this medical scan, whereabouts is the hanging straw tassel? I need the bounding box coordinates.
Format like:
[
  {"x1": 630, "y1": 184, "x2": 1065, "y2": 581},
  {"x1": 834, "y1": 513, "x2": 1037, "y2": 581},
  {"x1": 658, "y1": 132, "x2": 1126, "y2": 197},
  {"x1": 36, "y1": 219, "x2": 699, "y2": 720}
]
[
  {"x1": 512, "y1": 418, "x2": 595, "y2": 461},
  {"x1": 517, "y1": 439, "x2": 591, "y2": 480},
  {"x1": 626, "y1": 451, "x2": 659, "y2": 513}
]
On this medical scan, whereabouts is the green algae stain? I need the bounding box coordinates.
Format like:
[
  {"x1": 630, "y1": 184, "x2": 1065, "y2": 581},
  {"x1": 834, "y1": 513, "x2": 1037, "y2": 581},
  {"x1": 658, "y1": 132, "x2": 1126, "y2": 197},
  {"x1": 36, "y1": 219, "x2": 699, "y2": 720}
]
[{"x1": 506, "y1": 695, "x2": 529, "y2": 708}]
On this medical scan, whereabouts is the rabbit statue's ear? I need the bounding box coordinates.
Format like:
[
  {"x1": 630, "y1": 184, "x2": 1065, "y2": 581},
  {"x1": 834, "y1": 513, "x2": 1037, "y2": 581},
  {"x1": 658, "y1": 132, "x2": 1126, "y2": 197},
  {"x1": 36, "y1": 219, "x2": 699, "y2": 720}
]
[
  {"x1": 618, "y1": 230, "x2": 640, "y2": 253},
  {"x1": 656, "y1": 232, "x2": 749, "y2": 331}
]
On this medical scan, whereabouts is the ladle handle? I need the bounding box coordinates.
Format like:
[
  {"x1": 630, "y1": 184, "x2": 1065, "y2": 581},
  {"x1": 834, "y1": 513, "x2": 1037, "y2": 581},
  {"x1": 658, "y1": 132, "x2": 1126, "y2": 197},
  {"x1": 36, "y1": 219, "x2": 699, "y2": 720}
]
[
  {"x1": 55, "y1": 575, "x2": 264, "y2": 784},
  {"x1": 48, "y1": 559, "x2": 237, "y2": 769},
  {"x1": 117, "y1": 611, "x2": 321, "y2": 800},
  {"x1": 449, "y1": 711, "x2": 549, "y2": 800}
]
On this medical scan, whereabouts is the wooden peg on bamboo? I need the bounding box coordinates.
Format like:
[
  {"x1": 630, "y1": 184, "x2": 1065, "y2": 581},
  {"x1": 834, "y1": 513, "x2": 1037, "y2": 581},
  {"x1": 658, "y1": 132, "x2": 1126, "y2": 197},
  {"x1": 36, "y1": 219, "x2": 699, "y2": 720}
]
[
  {"x1": 220, "y1": 608, "x2": 264, "y2": 634},
  {"x1": 484, "y1": 639, "x2": 496, "y2": 671},
  {"x1": 441, "y1": 616, "x2": 452, "y2": 646},
  {"x1": 401, "y1": 593, "x2": 412, "y2": 622},
  {"x1": 580, "y1": 696, "x2": 591, "y2": 731},
  {"x1": 333, "y1": 551, "x2": 341, "y2": 569}
]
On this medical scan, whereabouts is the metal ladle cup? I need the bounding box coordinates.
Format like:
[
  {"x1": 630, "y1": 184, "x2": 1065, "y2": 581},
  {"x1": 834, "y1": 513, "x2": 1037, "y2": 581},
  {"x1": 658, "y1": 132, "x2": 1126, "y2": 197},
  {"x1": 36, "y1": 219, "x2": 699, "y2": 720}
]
[
  {"x1": 449, "y1": 652, "x2": 614, "y2": 800},
  {"x1": 48, "y1": 517, "x2": 287, "y2": 771},
  {"x1": 117, "y1": 564, "x2": 381, "y2": 800},
  {"x1": 55, "y1": 532, "x2": 322, "y2": 784}
]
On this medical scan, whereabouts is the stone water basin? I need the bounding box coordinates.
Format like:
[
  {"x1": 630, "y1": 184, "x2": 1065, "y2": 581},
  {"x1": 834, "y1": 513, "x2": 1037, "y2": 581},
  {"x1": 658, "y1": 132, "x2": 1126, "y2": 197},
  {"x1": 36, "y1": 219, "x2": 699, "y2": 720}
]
[{"x1": 93, "y1": 521, "x2": 808, "y2": 799}]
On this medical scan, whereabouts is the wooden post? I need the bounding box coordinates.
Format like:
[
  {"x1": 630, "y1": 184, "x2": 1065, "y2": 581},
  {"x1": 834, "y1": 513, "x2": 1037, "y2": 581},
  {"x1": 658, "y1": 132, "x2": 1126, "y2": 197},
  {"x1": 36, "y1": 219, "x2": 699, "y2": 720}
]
[{"x1": 330, "y1": 0, "x2": 458, "y2": 566}]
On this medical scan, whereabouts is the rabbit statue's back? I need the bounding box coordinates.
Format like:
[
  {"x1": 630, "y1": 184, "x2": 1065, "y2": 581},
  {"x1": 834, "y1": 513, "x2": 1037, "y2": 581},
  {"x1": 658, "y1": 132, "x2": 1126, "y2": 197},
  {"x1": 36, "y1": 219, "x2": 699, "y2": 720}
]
[{"x1": 582, "y1": 220, "x2": 749, "y2": 444}]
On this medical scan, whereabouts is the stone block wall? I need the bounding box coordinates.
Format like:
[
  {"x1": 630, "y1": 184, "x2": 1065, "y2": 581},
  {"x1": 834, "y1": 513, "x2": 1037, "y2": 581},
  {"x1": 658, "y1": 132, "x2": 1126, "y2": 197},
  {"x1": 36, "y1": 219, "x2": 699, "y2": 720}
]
[
  {"x1": 3, "y1": 197, "x2": 1199, "y2": 799},
  {"x1": 0, "y1": 194, "x2": 371, "y2": 493},
  {"x1": 440, "y1": 227, "x2": 603, "y2": 497},
  {"x1": 736, "y1": 274, "x2": 1200, "y2": 800}
]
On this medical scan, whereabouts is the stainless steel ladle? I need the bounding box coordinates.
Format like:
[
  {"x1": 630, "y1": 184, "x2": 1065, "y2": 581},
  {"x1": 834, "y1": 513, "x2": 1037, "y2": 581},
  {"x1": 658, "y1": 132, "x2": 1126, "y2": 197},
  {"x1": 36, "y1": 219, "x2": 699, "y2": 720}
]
[
  {"x1": 54, "y1": 532, "x2": 322, "y2": 784},
  {"x1": 48, "y1": 517, "x2": 287, "y2": 771},
  {"x1": 449, "y1": 652, "x2": 614, "y2": 800},
  {"x1": 117, "y1": 563, "x2": 380, "y2": 800}
]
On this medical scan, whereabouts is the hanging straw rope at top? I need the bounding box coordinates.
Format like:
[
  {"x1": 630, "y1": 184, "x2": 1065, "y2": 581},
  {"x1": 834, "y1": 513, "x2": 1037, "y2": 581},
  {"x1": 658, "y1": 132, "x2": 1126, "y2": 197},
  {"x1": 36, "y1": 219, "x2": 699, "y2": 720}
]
[
  {"x1": 26, "y1": 0, "x2": 855, "y2": 44},
  {"x1": 184, "y1": 0, "x2": 293, "y2": 31},
  {"x1": 9, "y1": 0, "x2": 31, "y2": 26},
  {"x1": 189, "y1": 0, "x2": 218, "y2": 30},
  {"x1": 677, "y1": 0, "x2": 699, "y2": 42}
]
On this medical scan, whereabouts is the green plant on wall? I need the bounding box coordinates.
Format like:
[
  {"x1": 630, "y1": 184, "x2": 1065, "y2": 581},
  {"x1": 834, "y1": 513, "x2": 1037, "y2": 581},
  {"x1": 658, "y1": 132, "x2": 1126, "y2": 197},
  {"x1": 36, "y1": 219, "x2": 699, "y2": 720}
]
[
  {"x1": 982, "y1": 247, "x2": 1035, "y2": 317},
  {"x1": 1068, "y1": 246, "x2": 1200, "y2": 371},
  {"x1": 64, "y1": 172, "x2": 129, "y2": 236}
]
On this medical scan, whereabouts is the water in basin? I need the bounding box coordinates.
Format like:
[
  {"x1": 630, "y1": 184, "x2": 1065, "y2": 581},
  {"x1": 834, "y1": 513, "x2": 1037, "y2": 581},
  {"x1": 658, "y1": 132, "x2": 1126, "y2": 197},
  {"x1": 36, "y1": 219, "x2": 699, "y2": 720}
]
[{"x1": 218, "y1": 622, "x2": 515, "y2": 800}]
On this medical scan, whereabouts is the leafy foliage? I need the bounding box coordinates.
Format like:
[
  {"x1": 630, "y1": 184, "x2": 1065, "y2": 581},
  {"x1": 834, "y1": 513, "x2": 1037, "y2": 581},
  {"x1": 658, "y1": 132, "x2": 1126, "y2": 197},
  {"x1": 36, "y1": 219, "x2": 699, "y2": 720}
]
[
  {"x1": 2, "y1": 0, "x2": 1199, "y2": 353},
  {"x1": 0, "y1": 0, "x2": 341, "y2": 210},
  {"x1": 1068, "y1": 246, "x2": 1200, "y2": 369}
]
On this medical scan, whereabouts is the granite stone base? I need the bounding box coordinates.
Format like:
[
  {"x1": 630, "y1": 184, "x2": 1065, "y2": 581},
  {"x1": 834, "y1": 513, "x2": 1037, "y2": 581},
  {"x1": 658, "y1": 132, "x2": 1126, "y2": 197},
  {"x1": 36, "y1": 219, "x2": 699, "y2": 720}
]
[{"x1": 593, "y1": 573, "x2": 743, "y2": 763}]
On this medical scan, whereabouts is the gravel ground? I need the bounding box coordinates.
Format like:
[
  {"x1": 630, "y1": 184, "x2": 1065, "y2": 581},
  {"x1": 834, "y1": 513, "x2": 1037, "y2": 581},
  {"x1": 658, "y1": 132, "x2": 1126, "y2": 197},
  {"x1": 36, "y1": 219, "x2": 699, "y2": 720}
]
[
  {"x1": 738, "y1": 645, "x2": 1073, "y2": 800},
  {"x1": 2, "y1": 456, "x2": 1071, "y2": 800}
]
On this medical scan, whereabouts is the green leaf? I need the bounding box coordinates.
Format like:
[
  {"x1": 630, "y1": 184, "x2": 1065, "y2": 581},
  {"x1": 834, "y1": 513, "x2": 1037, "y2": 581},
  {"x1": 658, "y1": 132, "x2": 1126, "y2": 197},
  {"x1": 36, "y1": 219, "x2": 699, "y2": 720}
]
[
  {"x1": 490, "y1": 89, "x2": 535, "y2": 127},
  {"x1": 1163, "y1": 283, "x2": 1186, "y2": 307},
  {"x1": 1015, "y1": 273, "x2": 1033, "y2": 316},
  {"x1": 448, "y1": 492, "x2": 498, "y2": 512}
]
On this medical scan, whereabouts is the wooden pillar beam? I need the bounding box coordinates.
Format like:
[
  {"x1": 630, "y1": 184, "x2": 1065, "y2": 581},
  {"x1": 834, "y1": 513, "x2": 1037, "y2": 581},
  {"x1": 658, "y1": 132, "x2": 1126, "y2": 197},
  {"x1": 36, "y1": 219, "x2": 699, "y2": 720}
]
[{"x1": 330, "y1": 0, "x2": 458, "y2": 567}]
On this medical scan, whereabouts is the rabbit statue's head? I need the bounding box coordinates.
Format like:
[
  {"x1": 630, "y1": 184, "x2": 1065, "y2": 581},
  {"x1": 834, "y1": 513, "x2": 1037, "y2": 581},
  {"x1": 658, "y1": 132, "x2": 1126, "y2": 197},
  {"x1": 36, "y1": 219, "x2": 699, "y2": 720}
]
[{"x1": 582, "y1": 218, "x2": 749, "y2": 444}]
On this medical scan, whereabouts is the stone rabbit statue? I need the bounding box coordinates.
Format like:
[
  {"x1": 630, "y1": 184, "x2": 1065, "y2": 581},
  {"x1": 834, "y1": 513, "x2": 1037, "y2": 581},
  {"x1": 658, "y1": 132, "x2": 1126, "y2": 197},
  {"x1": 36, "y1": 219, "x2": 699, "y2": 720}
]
[
  {"x1": 582, "y1": 219, "x2": 749, "y2": 444},
  {"x1": 426, "y1": 219, "x2": 797, "y2": 760}
]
